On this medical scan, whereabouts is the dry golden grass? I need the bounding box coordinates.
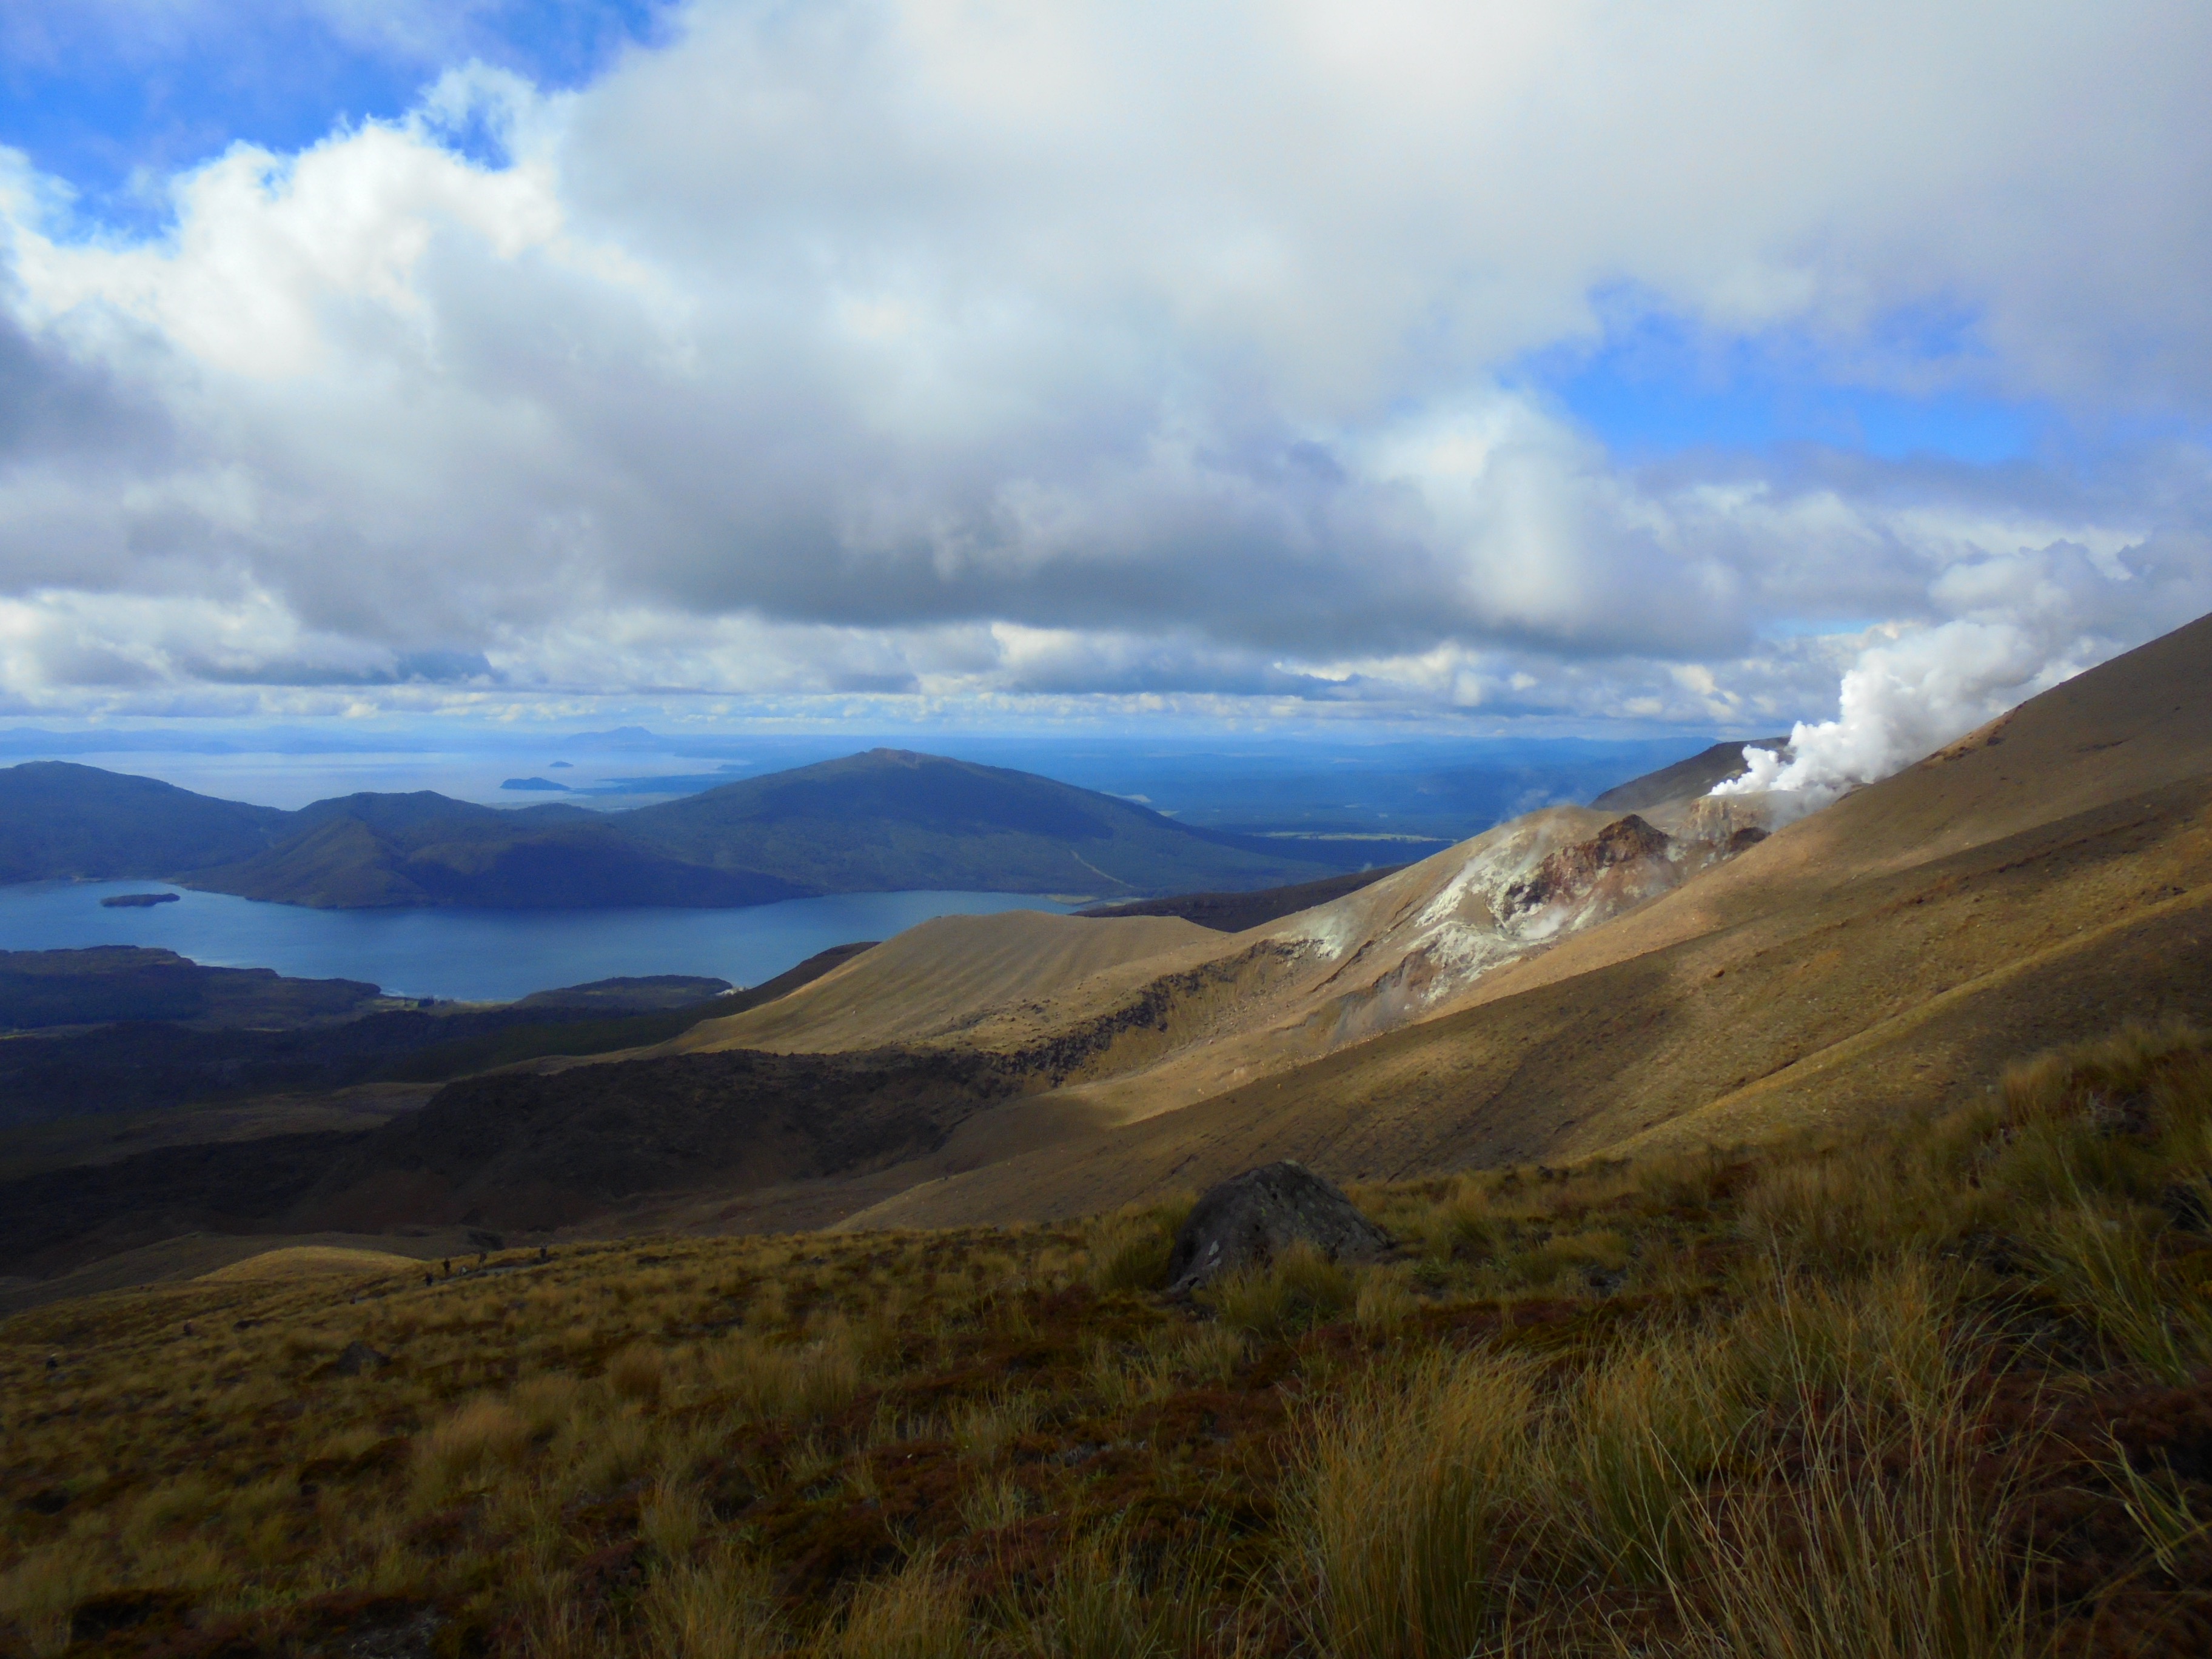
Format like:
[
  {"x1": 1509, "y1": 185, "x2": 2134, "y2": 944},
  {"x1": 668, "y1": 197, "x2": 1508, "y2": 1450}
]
[
  {"x1": 1297, "y1": 1348, "x2": 1540, "y2": 1659},
  {"x1": 1084, "y1": 1196, "x2": 1191, "y2": 1296},
  {"x1": 640, "y1": 1544, "x2": 783, "y2": 1659},
  {"x1": 413, "y1": 1397, "x2": 534, "y2": 1501},
  {"x1": 8, "y1": 1022, "x2": 2212, "y2": 1657},
  {"x1": 197, "y1": 1246, "x2": 422, "y2": 1283},
  {"x1": 1202, "y1": 1242, "x2": 1355, "y2": 1339}
]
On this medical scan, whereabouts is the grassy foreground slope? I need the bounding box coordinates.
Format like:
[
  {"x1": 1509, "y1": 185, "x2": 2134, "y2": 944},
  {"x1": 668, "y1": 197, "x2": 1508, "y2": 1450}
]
[
  {"x1": 845, "y1": 612, "x2": 2212, "y2": 1228},
  {"x1": 6, "y1": 1024, "x2": 2212, "y2": 1655}
]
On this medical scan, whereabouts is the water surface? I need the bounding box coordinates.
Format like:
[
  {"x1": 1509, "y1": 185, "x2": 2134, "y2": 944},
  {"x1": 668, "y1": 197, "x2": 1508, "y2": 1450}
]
[{"x1": 0, "y1": 883, "x2": 1075, "y2": 1002}]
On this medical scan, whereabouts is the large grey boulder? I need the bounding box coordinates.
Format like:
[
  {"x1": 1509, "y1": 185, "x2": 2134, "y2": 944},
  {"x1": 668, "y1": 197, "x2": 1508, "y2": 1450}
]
[{"x1": 1165, "y1": 1161, "x2": 1392, "y2": 1293}]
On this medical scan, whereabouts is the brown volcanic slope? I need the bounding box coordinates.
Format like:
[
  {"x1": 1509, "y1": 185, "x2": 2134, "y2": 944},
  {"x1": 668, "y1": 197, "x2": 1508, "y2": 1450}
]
[
  {"x1": 663, "y1": 805, "x2": 1752, "y2": 1105},
  {"x1": 670, "y1": 910, "x2": 1222, "y2": 1054},
  {"x1": 1589, "y1": 736, "x2": 1787, "y2": 811},
  {"x1": 843, "y1": 612, "x2": 2212, "y2": 1227}
]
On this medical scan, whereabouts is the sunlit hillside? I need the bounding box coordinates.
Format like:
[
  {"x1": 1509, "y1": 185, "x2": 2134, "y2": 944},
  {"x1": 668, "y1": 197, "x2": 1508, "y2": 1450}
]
[
  {"x1": 655, "y1": 612, "x2": 2212, "y2": 1235},
  {"x1": 7, "y1": 1024, "x2": 2212, "y2": 1657}
]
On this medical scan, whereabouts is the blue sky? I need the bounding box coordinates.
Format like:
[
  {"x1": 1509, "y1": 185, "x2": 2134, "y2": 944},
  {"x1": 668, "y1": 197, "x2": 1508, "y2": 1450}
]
[
  {"x1": 1527, "y1": 310, "x2": 2047, "y2": 466},
  {"x1": 0, "y1": 0, "x2": 2206, "y2": 788},
  {"x1": 0, "y1": 2, "x2": 661, "y2": 224}
]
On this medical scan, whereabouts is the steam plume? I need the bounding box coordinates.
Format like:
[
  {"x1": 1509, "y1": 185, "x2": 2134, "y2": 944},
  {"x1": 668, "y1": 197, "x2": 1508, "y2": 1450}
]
[{"x1": 1710, "y1": 620, "x2": 2094, "y2": 820}]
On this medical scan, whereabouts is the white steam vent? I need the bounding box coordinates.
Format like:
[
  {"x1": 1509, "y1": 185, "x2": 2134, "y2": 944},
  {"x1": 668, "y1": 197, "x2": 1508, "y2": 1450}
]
[{"x1": 1712, "y1": 619, "x2": 2096, "y2": 821}]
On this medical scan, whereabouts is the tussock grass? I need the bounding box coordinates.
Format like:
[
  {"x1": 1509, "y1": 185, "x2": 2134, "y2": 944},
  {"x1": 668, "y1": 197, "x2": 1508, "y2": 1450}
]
[
  {"x1": 1086, "y1": 1196, "x2": 1191, "y2": 1294},
  {"x1": 0, "y1": 1543, "x2": 102, "y2": 1658},
  {"x1": 951, "y1": 1390, "x2": 1042, "y2": 1460},
  {"x1": 2101, "y1": 1435, "x2": 2211, "y2": 1581},
  {"x1": 1205, "y1": 1241, "x2": 1354, "y2": 1338},
  {"x1": 2026, "y1": 1187, "x2": 2212, "y2": 1384},
  {"x1": 1297, "y1": 1349, "x2": 1541, "y2": 1659},
  {"x1": 1669, "y1": 1390, "x2": 2033, "y2": 1659},
  {"x1": 1351, "y1": 1265, "x2": 1416, "y2": 1330},
  {"x1": 608, "y1": 1339, "x2": 668, "y2": 1404},
  {"x1": 1553, "y1": 1327, "x2": 1741, "y2": 1586},
  {"x1": 955, "y1": 1470, "x2": 1032, "y2": 1532},
  {"x1": 813, "y1": 1563, "x2": 968, "y2": 1659},
  {"x1": 1727, "y1": 1259, "x2": 1964, "y2": 1416},
  {"x1": 512, "y1": 1369, "x2": 582, "y2": 1435},
  {"x1": 641, "y1": 1546, "x2": 782, "y2": 1659},
  {"x1": 1007, "y1": 1527, "x2": 1248, "y2": 1659},
  {"x1": 414, "y1": 1397, "x2": 533, "y2": 1500},
  {"x1": 8, "y1": 1021, "x2": 2212, "y2": 1657}
]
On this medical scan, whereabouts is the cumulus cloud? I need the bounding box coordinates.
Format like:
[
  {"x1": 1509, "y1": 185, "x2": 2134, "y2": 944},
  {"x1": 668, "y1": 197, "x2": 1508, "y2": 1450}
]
[{"x1": 0, "y1": 0, "x2": 2208, "y2": 723}]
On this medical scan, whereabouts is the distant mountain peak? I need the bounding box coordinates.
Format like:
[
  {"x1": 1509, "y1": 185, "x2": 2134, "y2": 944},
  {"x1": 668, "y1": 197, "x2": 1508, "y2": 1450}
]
[{"x1": 1, "y1": 748, "x2": 1340, "y2": 909}]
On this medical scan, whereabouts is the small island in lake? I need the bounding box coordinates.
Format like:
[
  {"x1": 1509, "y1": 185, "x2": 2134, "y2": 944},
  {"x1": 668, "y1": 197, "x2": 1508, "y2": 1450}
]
[{"x1": 99, "y1": 892, "x2": 181, "y2": 908}]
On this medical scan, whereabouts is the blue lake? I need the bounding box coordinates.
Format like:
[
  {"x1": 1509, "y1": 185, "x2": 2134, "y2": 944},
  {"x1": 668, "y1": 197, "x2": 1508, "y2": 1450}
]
[{"x1": 0, "y1": 883, "x2": 1076, "y2": 1002}]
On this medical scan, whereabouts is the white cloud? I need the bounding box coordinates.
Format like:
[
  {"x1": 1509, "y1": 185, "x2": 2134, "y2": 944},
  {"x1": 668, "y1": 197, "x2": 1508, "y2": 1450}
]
[
  {"x1": 0, "y1": 0, "x2": 2208, "y2": 728},
  {"x1": 1712, "y1": 535, "x2": 2202, "y2": 811},
  {"x1": 1714, "y1": 619, "x2": 2072, "y2": 814}
]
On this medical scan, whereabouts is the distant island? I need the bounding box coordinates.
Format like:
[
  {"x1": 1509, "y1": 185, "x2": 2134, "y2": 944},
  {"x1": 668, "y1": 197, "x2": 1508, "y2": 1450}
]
[
  {"x1": 0, "y1": 749, "x2": 1349, "y2": 911},
  {"x1": 99, "y1": 891, "x2": 181, "y2": 908}
]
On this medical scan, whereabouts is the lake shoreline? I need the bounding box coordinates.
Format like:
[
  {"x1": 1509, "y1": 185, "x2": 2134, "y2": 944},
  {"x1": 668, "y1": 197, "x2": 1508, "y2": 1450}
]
[{"x1": 0, "y1": 882, "x2": 1076, "y2": 1002}]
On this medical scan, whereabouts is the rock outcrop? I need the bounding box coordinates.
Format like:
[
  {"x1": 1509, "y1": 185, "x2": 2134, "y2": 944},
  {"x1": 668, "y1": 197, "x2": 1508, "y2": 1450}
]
[
  {"x1": 1164, "y1": 1161, "x2": 1391, "y2": 1293},
  {"x1": 1500, "y1": 814, "x2": 1673, "y2": 916}
]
